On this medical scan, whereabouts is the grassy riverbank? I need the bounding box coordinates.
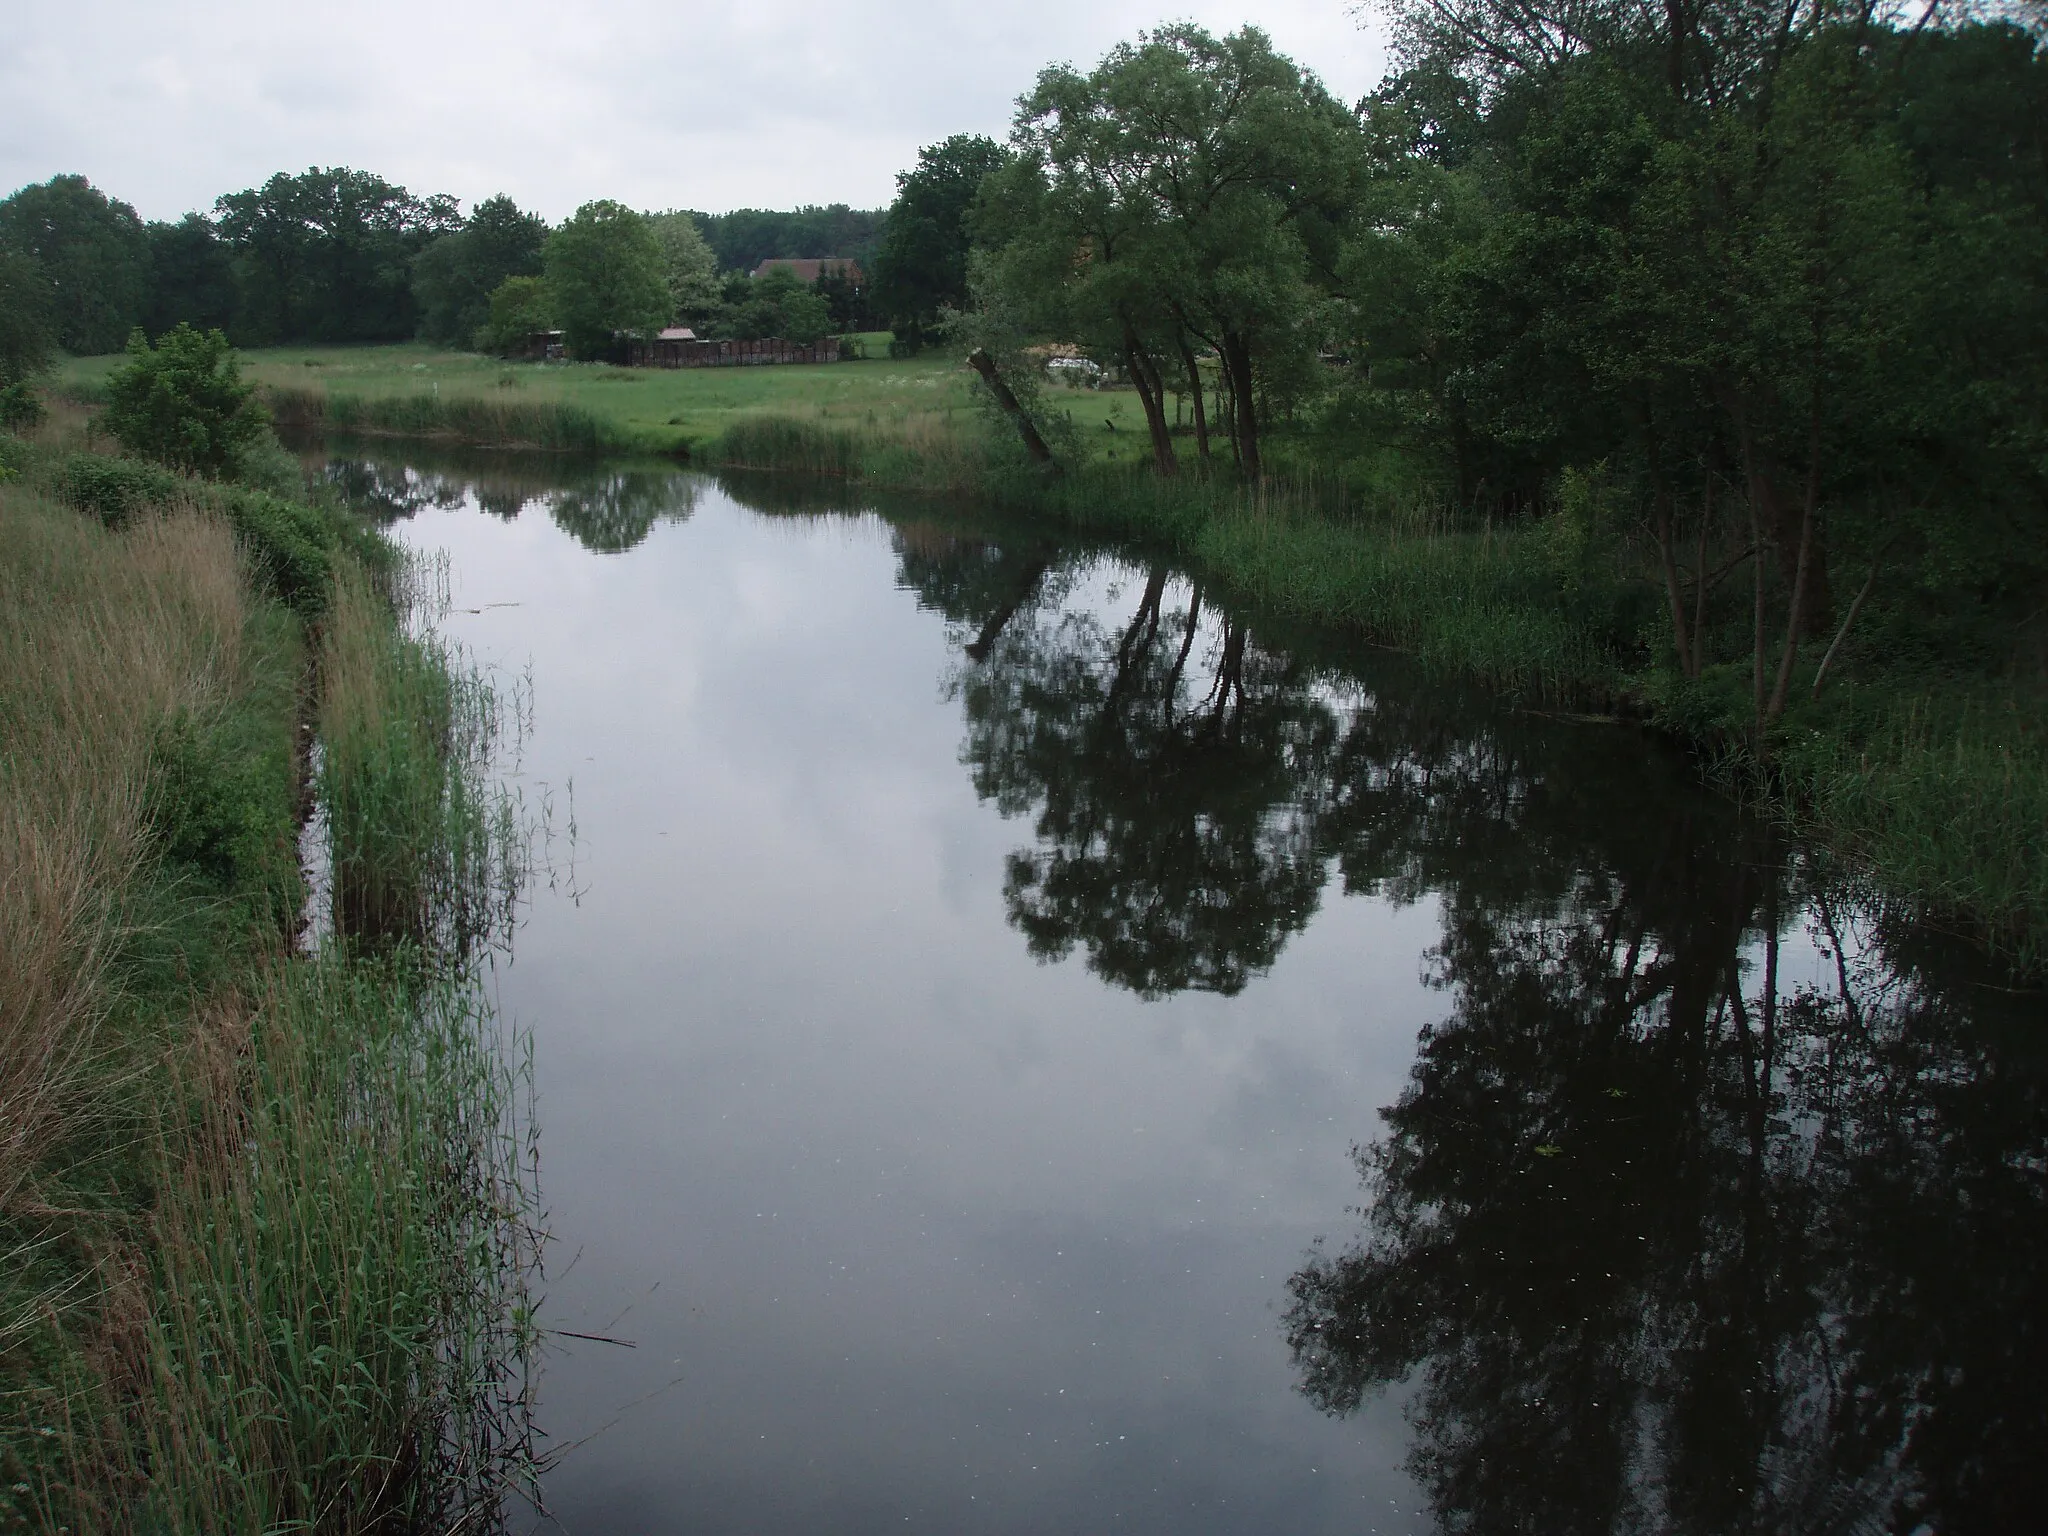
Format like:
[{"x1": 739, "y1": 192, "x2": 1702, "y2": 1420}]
[{"x1": 0, "y1": 423, "x2": 537, "y2": 1526}]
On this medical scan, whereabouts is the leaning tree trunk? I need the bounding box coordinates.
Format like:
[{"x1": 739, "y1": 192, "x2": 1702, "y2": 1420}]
[{"x1": 967, "y1": 349, "x2": 1058, "y2": 471}]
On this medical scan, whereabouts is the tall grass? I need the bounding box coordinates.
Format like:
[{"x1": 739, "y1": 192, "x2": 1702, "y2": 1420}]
[
  {"x1": 0, "y1": 461, "x2": 540, "y2": 1527},
  {"x1": 712, "y1": 407, "x2": 990, "y2": 491},
  {"x1": 0, "y1": 493, "x2": 245, "y2": 1219},
  {"x1": 115, "y1": 956, "x2": 537, "y2": 1532},
  {"x1": 267, "y1": 383, "x2": 622, "y2": 454},
  {"x1": 317, "y1": 557, "x2": 528, "y2": 953}
]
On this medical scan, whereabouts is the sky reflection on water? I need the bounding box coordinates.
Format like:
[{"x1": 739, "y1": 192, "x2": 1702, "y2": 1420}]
[{"x1": 327, "y1": 449, "x2": 2047, "y2": 1536}]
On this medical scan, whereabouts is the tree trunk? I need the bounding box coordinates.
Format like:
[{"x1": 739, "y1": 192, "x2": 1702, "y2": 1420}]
[
  {"x1": 967, "y1": 349, "x2": 1058, "y2": 470},
  {"x1": 1690, "y1": 478, "x2": 1713, "y2": 672},
  {"x1": 1176, "y1": 332, "x2": 1211, "y2": 465},
  {"x1": 1122, "y1": 319, "x2": 1178, "y2": 476},
  {"x1": 1750, "y1": 480, "x2": 1767, "y2": 735},
  {"x1": 1653, "y1": 486, "x2": 1696, "y2": 679},
  {"x1": 1222, "y1": 331, "x2": 1260, "y2": 478},
  {"x1": 1809, "y1": 541, "x2": 1889, "y2": 700},
  {"x1": 965, "y1": 560, "x2": 1050, "y2": 662},
  {"x1": 1218, "y1": 363, "x2": 1241, "y2": 469},
  {"x1": 1765, "y1": 417, "x2": 1822, "y2": 723}
]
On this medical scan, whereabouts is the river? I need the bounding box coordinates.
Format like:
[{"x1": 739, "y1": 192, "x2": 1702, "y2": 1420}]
[{"x1": 319, "y1": 445, "x2": 2046, "y2": 1536}]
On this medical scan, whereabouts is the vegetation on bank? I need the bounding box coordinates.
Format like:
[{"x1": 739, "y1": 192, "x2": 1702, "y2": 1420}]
[{"x1": 0, "y1": 401, "x2": 537, "y2": 1525}]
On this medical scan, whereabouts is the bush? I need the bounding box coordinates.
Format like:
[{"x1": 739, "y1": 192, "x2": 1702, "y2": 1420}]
[
  {"x1": 0, "y1": 381, "x2": 43, "y2": 431},
  {"x1": 218, "y1": 489, "x2": 343, "y2": 613},
  {"x1": 102, "y1": 323, "x2": 268, "y2": 479},
  {"x1": 58, "y1": 453, "x2": 186, "y2": 528}
]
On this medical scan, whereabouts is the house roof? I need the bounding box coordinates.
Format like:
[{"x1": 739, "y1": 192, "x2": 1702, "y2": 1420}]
[
  {"x1": 749, "y1": 257, "x2": 863, "y2": 284},
  {"x1": 657, "y1": 327, "x2": 697, "y2": 341}
]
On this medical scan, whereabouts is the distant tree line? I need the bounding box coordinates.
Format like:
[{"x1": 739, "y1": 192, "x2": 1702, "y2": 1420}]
[{"x1": 0, "y1": 170, "x2": 894, "y2": 366}]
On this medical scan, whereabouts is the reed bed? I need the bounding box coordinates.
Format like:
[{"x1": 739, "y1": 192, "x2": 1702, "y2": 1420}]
[
  {"x1": 266, "y1": 383, "x2": 621, "y2": 455},
  {"x1": 0, "y1": 459, "x2": 539, "y2": 1528}
]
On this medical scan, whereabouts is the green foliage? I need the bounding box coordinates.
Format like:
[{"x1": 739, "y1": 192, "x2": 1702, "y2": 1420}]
[
  {"x1": 219, "y1": 487, "x2": 345, "y2": 611},
  {"x1": 102, "y1": 323, "x2": 269, "y2": 479},
  {"x1": 56, "y1": 452, "x2": 185, "y2": 527},
  {"x1": 0, "y1": 174, "x2": 150, "y2": 354},
  {"x1": 981, "y1": 24, "x2": 1364, "y2": 475},
  {"x1": 478, "y1": 273, "x2": 553, "y2": 353},
  {"x1": 722, "y1": 265, "x2": 834, "y2": 343},
  {"x1": 872, "y1": 134, "x2": 1011, "y2": 334},
  {"x1": 542, "y1": 201, "x2": 670, "y2": 360},
  {"x1": 645, "y1": 210, "x2": 721, "y2": 325},
  {"x1": 0, "y1": 245, "x2": 56, "y2": 388},
  {"x1": 0, "y1": 382, "x2": 42, "y2": 432},
  {"x1": 688, "y1": 204, "x2": 885, "y2": 273},
  {"x1": 144, "y1": 212, "x2": 236, "y2": 335},
  {"x1": 213, "y1": 167, "x2": 461, "y2": 344},
  {"x1": 412, "y1": 194, "x2": 550, "y2": 347}
]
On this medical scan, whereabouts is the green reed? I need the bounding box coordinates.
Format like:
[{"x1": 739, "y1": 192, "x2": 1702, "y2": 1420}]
[{"x1": 266, "y1": 384, "x2": 621, "y2": 454}]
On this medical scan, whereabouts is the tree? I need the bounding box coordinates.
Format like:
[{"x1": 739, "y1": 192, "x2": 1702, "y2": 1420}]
[
  {"x1": 0, "y1": 174, "x2": 151, "y2": 354},
  {"x1": 0, "y1": 246, "x2": 56, "y2": 388},
  {"x1": 411, "y1": 194, "x2": 549, "y2": 347},
  {"x1": 688, "y1": 205, "x2": 885, "y2": 273},
  {"x1": 984, "y1": 26, "x2": 1365, "y2": 477},
  {"x1": 719, "y1": 265, "x2": 833, "y2": 343},
  {"x1": 214, "y1": 167, "x2": 460, "y2": 343},
  {"x1": 102, "y1": 324, "x2": 267, "y2": 479},
  {"x1": 477, "y1": 276, "x2": 551, "y2": 354},
  {"x1": 542, "y1": 201, "x2": 670, "y2": 360},
  {"x1": 145, "y1": 214, "x2": 236, "y2": 336},
  {"x1": 871, "y1": 135, "x2": 1011, "y2": 338},
  {"x1": 644, "y1": 211, "x2": 721, "y2": 326}
]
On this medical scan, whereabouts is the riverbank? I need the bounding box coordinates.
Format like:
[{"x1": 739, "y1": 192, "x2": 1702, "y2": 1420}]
[
  {"x1": 49, "y1": 348, "x2": 2046, "y2": 954},
  {"x1": 707, "y1": 411, "x2": 2048, "y2": 961},
  {"x1": 0, "y1": 424, "x2": 537, "y2": 1525}
]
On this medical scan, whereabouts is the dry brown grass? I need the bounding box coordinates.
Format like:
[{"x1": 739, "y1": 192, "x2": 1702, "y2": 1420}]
[{"x1": 0, "y1": 488, "x2": 246, "y2": 1230}]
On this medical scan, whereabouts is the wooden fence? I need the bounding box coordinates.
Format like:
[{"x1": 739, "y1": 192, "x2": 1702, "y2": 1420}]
[{"x1": 625, "y1": 335, "x2": 844, "y2": 369}]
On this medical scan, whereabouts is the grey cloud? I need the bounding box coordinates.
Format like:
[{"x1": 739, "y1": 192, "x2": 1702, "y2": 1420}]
[{"x1": 2, "y1": 0, "x2": 1386, "y2": 221}]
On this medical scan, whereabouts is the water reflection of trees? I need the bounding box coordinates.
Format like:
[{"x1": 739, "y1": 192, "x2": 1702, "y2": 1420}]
[
  {"x1": 318, "y1": 452, "x2": 701, "y2": 553},
  {"x1": 896, "y1": 531, "x2": 2047, "y2": 1526},
  {"x1": 906, "y1": 540, "x2": 1344, "y2": 997},
  {"x1": 1283, "y1": 783, "x2": 2048, "y2": 1534}
]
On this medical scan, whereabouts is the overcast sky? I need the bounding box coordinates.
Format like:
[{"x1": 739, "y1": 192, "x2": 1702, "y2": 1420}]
[{"x1": 1, "y1": 0, "x2": 1389, "y2": 223}]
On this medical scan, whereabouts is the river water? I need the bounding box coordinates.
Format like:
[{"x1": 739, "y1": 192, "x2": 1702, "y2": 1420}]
[{"x1": 320, "y1": 447, "x2": 2046, "y2": 1536}]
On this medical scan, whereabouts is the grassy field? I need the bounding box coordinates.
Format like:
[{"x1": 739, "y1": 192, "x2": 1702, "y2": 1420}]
[{"x1": 55, "y1": 340, "x2": 1164, "y2": 462}]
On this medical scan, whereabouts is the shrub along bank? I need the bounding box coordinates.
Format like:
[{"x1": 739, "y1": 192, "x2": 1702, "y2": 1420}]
[{"x1": 0, "y1": 430, "x2": 537, "y2": 1529}]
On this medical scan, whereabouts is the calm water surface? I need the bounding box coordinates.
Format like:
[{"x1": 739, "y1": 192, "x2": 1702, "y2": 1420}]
[{"x1": 325, "y1": 448, "x2": 2046, "y2": 1536}]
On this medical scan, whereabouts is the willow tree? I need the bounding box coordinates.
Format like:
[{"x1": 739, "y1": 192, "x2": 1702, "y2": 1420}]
[{"x1": 981, "y1": 25, "x2": 1366, "y2": 478}]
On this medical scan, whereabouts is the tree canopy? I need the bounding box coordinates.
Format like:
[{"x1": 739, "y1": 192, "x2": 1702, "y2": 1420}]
[
  {"x1": 213, "y1": 167, "x2": 459, "y2": 344},
  {"x1": 0, "y1": 175, "x2": 151, "y2": 354},
  {"x1": 871, "y1": 134, "x2": 1011, "y2": 339},
  {"x1": 411, "y1": 194, "x2": 549, "y2": 347},
  {"x1": 542, "y1": 201, "x2": 670, "y2": 359}
]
